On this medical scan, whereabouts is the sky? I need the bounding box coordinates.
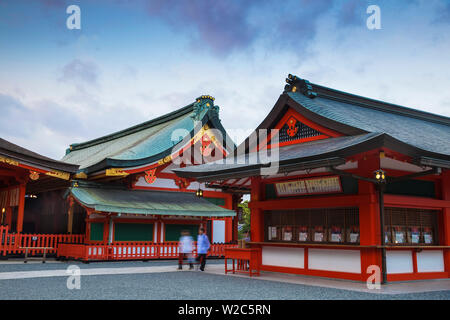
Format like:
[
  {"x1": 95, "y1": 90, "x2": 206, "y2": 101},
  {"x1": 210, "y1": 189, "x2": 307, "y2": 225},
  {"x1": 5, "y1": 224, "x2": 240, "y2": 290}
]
[{"x1": 0, "y1": 0, "x2": 449, "y2": 160}]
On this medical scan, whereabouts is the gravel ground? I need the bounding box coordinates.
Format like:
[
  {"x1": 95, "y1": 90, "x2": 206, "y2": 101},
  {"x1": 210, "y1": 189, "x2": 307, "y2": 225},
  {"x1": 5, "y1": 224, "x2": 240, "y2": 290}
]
[
  {"x1": 0, "y1": 258, "x2": 223, "y2": 272},
  {"x1": 0, "y1": 265, "x2": 449, "y2": 300}
]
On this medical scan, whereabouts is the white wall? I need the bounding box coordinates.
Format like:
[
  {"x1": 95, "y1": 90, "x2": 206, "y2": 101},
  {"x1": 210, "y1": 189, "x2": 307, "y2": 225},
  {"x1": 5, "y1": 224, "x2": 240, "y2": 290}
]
[
  {"x1": 262, "y1": 246, "x2": 305, "y2": 268},
  {"x1": 308, "y1": 249, "x2": 361, "y2": 273},
  {"x1": 417, "y1": 250, "x2": 445, "y2": 273},
  {"x1": 386, "y1": 250, "x2": 413, "y2": 274},
  {"x1": 212, "y1": 220, "x2": 225, "y2": 243}
]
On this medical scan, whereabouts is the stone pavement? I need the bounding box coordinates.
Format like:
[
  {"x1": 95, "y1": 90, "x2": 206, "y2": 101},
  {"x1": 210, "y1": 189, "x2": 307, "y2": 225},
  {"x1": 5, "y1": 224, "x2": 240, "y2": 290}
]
[{"x1": 0, "y1": 259, "x2": 449, "y2": 296}]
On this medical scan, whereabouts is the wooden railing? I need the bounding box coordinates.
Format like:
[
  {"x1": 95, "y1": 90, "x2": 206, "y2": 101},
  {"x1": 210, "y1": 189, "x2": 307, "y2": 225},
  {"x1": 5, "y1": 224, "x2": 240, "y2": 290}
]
[
  {"x1": 0, "y1": 226, "x2": 84, "y2": 256},
  {"x1": 57, "y1": 242, "x2": 238, "y2": 261}
]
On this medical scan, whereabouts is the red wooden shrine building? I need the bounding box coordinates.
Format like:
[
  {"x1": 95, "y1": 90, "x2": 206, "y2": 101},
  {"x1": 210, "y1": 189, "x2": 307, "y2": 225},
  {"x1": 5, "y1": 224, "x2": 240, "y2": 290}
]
[
  {"x1": 0, "y1": 138, "x2": 82, "y2": 256},
  {"x1": 175, "y1": 74, "x2": 450, "y2": 282},
  {"x1": 1, "y1": 96, "x2": 239, "y2": 261},
  {"x1": 59, "y1": 95, "x2": 239, "y2": 261}
]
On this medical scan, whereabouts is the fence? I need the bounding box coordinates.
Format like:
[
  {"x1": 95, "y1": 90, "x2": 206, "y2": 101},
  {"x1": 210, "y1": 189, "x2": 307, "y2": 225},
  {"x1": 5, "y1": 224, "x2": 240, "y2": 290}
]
[
  {"x1": 0, "y1": 225, "x2": 84, "y2": 256},
  {"x1": 0, "y1": 225, "x2": 237, "y2": 261},
  {"x1": 57, "y1": 241, "x2": 237, "y2": 262}
]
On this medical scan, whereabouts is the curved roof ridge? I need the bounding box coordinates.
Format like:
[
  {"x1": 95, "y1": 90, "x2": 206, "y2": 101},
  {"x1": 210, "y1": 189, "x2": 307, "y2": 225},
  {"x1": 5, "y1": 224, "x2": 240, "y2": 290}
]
[
  {"x1": 313, "y1": 84, "x2": 450, "y2": 126},
  {"x1": 67, "y1": 103, "x2": 195, "y2": 153},
  {"x1": 0, "y1": 137, "x2": 79, "y2": 173},
  {"x1": 284, "y1": 74, "x2": 450, "y2": 126}
]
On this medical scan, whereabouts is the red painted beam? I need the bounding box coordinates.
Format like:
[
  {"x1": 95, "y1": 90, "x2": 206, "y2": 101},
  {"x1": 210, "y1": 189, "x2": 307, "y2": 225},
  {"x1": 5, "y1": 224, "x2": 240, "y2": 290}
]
[{"x1": 249, "y1": 194, "x2": 374, "y2": 210}]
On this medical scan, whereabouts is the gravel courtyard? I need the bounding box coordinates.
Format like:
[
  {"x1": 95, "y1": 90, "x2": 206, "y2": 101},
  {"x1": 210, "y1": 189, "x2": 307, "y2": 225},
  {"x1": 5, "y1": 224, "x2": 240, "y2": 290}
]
[{"x1": 0, "y1": 260, "x2": 449, "y2": 300}]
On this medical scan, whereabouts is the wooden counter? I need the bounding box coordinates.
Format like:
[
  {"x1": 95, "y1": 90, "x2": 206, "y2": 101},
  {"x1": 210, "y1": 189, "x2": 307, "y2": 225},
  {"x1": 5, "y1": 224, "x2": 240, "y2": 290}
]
[
  {"x1": 224, "y1": 247, "x2": 261, "y2": 277},
  {"x1": 248, "y1": 241, "x2": 450, "y2": 250}
]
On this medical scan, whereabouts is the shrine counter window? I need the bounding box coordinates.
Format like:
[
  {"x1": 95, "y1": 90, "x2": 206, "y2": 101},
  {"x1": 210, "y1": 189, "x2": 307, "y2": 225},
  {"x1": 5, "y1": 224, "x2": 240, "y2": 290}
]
[
  {"x1": 384, "y1": 208, "x2": 439, "y2": 246},
  {"x1": 264, "y1": 207, "x2": 360, "y2": 245}
]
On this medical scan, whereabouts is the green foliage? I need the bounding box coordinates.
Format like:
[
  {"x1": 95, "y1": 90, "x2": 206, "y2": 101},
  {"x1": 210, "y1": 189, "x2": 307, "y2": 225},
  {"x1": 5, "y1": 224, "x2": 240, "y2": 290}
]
[{"x1": 237, "y1": 200, "x2": 251, "y2": 239}]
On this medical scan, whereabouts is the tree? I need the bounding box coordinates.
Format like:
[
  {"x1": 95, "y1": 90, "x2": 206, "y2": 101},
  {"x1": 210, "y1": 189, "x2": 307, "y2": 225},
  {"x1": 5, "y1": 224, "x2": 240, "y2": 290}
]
[{"x1": 238, "y1": 200, "x2": 250, "y2": 239}]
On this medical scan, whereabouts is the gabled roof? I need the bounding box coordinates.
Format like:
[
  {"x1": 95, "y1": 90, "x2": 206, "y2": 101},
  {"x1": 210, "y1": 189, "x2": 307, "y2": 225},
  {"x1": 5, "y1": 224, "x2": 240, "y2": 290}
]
[
  {"x1": 174, "y1": 74, "x2": 450, "y2": 181},
  {"x1": 283, "y1": 75, "x2": 450, "y2": 155},
  {"x1": 174, "y1": 132, "x2": 449, "y2": 181},
  {"x1": 0, "y1": 138, "x2": 79, "y2": 173},
  {"x1": 62, "y1": 96, "x2": 234, "y2": 174},
  {"x1": 69, "y1": 181, "x2": 235, "y2": 217}
]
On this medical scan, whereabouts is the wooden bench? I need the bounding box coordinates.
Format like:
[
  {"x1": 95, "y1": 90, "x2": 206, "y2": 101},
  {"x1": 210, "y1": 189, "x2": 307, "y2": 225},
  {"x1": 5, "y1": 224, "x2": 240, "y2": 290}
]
[{"x1": 20, "y1": 247, "x2": 53, "y2": 263}]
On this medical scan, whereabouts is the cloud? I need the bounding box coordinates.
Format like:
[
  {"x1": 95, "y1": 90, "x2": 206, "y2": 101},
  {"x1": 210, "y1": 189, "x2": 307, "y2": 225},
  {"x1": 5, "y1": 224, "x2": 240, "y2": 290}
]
[
  {"x1": 59, "y1": 59, "x2": 100, "y2": 87},
  {"x1": 146, "y1": 0, "x2": 260, "y2": 56},
  {"x1": 143, "y1": 0, "x2": 379, "y2": 57}
]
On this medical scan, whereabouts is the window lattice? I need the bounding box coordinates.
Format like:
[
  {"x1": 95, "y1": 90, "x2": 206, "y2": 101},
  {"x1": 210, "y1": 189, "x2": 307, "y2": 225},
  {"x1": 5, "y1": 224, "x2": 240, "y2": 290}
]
[{"x1": 278, "y1": 120, "x2": 322, "y2": 143}]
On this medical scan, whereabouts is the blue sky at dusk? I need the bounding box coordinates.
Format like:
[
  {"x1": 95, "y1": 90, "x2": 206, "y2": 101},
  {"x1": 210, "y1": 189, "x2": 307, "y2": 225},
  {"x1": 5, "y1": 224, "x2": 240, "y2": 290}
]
[{"x1": 0, "y1": 0, "x2": 449, "y2": 159}]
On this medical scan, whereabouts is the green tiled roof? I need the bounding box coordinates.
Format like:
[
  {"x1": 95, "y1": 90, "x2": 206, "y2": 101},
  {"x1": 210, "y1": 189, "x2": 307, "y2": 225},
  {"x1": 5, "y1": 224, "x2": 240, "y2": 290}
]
[
  {"x1": 62, "y1": 96, "x2": 233, "y2": 174},
  {"x1": 70, "y1": 183, "x2": 235, "y2": 217}
]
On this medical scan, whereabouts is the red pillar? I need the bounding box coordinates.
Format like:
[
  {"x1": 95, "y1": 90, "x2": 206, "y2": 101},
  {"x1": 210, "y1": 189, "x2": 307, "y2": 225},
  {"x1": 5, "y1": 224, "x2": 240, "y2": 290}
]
[
  {"x1": 103, "y1": 217, "x2": 109, "y2": 244},
  {"x1": 5, "y1": 207, "x2": 12, "y2": 227},
  {"x1": 440, "y1": 170, "x2": 450, "y2": 275},
  {"x1": 16, "y1": 184, "x2": 26, "y2": 233},
  {"x1": 67, "y1": 197, "x2": 74, "y2": 234},
  {"x1": 156, "y1": 218, "x2": 162, "y2": 243},
  {"x1": 358, "y1": 156, "x2": 382, "y2": 281},
  {"x1": 250, "y1": 176, "x2": 264, "y2": 242}
]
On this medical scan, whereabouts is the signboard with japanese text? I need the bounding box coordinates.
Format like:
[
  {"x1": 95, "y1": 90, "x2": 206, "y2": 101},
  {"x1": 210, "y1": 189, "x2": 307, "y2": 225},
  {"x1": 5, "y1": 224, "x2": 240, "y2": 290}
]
[{"x1": 275, "y1": 176, "x2": 342, "y2": 197}]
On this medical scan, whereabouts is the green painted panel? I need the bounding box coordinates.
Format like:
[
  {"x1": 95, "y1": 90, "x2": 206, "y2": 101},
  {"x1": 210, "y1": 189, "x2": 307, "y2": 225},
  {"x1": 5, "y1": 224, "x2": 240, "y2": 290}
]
[
  {"x1": 90, "y1": 223, "x2": 104, "y2": 241},
  {"x1": 114, "y1": 223, "x2": 153, "y2": 241},
  {"x1": 165, "y1": 224, "x2": 200, "y2": 241},
  {"x1": 205, "y1": 197, "x2": 226, "y2": 206}
]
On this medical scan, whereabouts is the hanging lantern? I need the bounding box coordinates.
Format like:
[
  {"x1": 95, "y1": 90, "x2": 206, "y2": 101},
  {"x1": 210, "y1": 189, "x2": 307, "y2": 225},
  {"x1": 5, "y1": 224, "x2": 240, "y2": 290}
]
[{"x1": 374, "y1": 169, "x2": 386, "y2": 183}]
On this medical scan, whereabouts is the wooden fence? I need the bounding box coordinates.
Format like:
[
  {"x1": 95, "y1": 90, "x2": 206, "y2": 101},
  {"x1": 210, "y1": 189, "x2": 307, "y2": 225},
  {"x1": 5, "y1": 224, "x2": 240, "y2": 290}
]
[
  {"x1": 1, "y1": 225, "x2": 237, "y2": 261},
  {"x1": 57, "y1": 241, "x2": 237, "y2": 262},
  {"x1": 0, "y1": 225, "x2": 84, "y2": 256}
]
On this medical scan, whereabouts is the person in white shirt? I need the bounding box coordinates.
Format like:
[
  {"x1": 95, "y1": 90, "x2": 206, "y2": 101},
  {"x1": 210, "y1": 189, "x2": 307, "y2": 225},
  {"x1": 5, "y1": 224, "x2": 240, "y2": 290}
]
[{"x1": 178, "y1": 230, "x2": 194, "y2": 270}]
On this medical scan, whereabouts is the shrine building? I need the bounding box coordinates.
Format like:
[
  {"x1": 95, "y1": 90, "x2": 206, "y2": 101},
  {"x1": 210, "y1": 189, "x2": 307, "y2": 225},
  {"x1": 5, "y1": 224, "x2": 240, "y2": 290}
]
[{"x1": 174, "y1": 74, "x2": 450, "y2": 282}]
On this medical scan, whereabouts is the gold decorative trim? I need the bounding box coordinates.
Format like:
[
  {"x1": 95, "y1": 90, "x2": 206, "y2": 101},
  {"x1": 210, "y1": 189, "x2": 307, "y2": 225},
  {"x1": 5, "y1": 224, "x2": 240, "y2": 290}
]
[
  {"x1": 0, "y1": 156, "x2": 19, "y2": 167},
  {"x1": 74, "y1": 172, "x2": 88, "y2": 179},
  {"x1": 157, "y1": 155, "x2": 173, "y2": 165},
  {"x1": 105, "y1": 168, "x2": 130, "y2": 176},
  {"x1": 45, "y1": 170, "x2": 71, "y2": 180}
]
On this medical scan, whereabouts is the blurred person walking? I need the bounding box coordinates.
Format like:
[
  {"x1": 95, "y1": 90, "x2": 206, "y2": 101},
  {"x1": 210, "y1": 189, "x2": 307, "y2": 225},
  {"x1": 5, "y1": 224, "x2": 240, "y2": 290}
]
[
  {"x1": 178, "y1": 230, "x2": 194, "y2": 270},
  {"x1": 196, "y1": 227, "x2": 210, "y2": 271}
]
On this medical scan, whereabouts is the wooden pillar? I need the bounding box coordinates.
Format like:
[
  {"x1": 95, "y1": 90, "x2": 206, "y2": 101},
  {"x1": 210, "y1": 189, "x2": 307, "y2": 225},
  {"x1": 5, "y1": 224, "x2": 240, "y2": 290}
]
[
  {"x1": 85, "y1": 209, "x2": 93, "y2": 243},
  {"x1": 67, "y1": 197, "x2": 74, "y2": 234},
  {"x1": 156, "y1": 218, "x2": 162, "y2": 243},
  {"x1": 103, "y1": 217, "x2": 109, "y2": 244},
  {"x1": 250, "y1": 176, "x2": 264, "y2": 242},
  {"x1": 440, "y1": 170, "x2": 450, "y2": 275},
  {"x1": 358, "y1": 156, "x2": 382, "y2": 280},
  {"x1": 16, "y1": 184, "x2": 26, "y2": 233},
  {"x1": 5, "y1": 207, "x2": 12, "y2": 227}
]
